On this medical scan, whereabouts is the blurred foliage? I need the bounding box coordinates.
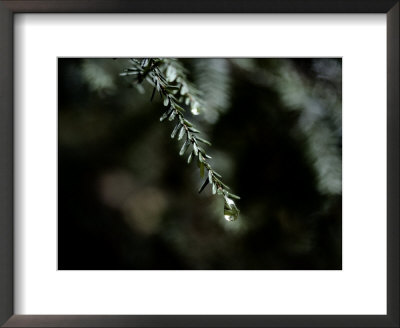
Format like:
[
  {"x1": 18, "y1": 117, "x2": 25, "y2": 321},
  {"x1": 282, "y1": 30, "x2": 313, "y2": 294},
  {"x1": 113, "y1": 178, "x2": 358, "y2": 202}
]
[{"x1": 58, "y1": 58, "x2": 342, "y2": 270}]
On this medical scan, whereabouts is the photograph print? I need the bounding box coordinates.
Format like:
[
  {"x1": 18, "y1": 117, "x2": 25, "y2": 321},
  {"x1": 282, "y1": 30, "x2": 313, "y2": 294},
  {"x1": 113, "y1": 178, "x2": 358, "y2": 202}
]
[{"x1": 58, "y1": 58, "x2": 342, "y2": 270}]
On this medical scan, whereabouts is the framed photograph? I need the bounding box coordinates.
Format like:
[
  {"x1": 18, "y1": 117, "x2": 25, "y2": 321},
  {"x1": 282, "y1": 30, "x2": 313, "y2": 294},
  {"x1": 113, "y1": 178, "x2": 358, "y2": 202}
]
[{"x1": 0, "y1": 1, "x2": 398, "y2": 327}]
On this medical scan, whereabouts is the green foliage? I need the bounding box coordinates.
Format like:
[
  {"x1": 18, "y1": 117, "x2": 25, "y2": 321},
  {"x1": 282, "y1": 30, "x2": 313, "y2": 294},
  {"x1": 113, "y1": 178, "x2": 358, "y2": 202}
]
[{"x1": 120, "y1": 58, "x2": 240, "y2": 221}]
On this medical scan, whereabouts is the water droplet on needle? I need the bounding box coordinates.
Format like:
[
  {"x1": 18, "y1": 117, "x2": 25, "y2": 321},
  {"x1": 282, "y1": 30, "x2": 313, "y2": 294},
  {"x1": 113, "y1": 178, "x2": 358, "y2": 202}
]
[
  {"x1": 191, "y1": 107, "x2": 200, "y2": 115},
  {"x1": 224, "y1": 214, "x2": 236, "y2": 221}
]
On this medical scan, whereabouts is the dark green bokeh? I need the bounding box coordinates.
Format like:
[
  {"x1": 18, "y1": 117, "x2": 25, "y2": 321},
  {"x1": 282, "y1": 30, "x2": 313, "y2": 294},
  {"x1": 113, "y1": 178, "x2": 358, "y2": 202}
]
[{"x1": 58, "y1": 58, "x2": 342, "y2": 270}]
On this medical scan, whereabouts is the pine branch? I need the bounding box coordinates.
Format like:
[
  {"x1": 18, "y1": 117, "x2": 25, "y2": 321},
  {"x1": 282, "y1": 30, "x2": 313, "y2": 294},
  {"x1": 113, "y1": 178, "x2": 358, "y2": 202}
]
[{"x1": 120, "y1": 58, "x2": 240, "y2": 221}]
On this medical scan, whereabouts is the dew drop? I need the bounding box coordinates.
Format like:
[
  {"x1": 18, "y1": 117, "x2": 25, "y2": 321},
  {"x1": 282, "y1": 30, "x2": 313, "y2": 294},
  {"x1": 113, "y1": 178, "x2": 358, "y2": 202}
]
[
  {"x1": 223, "y1": 197, "x2": 239, "y2": 221},
  {"x1": 191, "y1": 107, "x2": 200, "y2": 115},
  {"x1": 224, "y1": 214, "x2": 236, "y2": 221}
]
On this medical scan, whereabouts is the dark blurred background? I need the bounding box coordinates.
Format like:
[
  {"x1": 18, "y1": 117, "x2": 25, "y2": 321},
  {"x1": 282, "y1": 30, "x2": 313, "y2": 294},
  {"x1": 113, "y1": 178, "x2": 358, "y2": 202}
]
[{"x1": 58, "y1": 58, "x2": 342, "y2": 270}]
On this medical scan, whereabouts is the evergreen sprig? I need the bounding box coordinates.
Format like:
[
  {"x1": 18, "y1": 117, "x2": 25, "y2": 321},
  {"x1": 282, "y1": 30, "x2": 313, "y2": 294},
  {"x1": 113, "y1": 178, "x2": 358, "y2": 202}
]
[{"x1": 120, "y1": 58, "x2": 240, "y2": 221}]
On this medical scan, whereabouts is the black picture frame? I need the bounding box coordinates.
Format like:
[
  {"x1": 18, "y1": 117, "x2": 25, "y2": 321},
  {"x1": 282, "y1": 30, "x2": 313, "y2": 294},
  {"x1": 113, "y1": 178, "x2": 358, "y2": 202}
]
[{"x1": 0, "y1": 1, "x2": 398, "y2": 327}]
